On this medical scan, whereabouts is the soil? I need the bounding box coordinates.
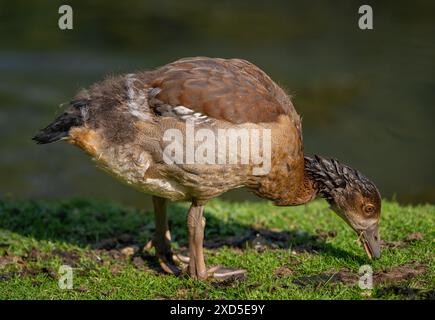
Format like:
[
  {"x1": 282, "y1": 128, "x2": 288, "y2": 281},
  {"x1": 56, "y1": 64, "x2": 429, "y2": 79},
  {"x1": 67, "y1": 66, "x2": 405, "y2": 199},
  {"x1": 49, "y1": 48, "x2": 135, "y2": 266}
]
[
  {"x1": 203, "y1": 227, "x2": 329, "y2": 253},
  {"x1": 0, "y1": 230, "x2": 428, "y2": 295},
  {"x1": 292, "y1": 261, "x2": 430, "y2": 299},
  {"x1": 381, "y1": 232, "x2": 425, "y2": 249},
  {"x1": 376, "y1": 285, "x2": 435, "y2": 300},
  {"x1": 93, "y1": 234, "x2": 135, "y2": 250},
  {"x1": 274, "y1": 266, "x2": 294, "y2": 277}
]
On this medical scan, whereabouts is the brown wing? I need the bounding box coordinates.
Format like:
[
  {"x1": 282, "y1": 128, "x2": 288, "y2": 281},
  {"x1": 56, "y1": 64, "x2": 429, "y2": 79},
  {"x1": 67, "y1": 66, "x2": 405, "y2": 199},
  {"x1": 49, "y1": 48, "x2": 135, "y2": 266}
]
[{"x1": 146, "y1": 57, "x2": 298, "y2": 124}]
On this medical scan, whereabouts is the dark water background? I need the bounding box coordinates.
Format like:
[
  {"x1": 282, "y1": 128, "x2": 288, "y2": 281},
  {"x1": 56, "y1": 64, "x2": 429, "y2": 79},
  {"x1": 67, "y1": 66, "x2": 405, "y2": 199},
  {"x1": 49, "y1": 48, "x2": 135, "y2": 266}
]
[{"x1": 0, "y1": 1, "x2": 434, "y2": 207}]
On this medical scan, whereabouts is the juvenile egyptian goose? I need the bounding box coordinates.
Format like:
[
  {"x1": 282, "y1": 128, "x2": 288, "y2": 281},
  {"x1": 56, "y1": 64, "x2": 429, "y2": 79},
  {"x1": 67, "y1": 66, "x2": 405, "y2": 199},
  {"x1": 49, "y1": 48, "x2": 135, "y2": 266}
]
[{"x1": 34, "y1": 57, "x2": 381, "y2": 280}]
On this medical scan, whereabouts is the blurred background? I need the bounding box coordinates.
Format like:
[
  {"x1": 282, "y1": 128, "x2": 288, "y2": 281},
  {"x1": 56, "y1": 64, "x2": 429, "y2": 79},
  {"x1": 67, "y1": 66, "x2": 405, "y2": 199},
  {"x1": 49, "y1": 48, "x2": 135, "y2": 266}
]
[{"x1": 0, "y1": 0, "x2": 434, "y2": 206}]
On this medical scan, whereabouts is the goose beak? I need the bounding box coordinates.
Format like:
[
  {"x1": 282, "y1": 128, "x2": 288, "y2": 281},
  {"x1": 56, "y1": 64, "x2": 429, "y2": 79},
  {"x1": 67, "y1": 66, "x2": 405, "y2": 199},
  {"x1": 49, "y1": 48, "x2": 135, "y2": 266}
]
[{"x1": 361, "y1": 224, "x2": 381, "y2": 259}]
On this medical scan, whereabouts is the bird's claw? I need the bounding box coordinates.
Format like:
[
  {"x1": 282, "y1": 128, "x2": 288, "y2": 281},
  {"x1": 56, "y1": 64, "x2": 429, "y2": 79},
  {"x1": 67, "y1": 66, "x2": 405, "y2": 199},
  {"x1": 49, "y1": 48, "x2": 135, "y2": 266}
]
[
  {"x1": 206, "y1": 265, "x2": 247, "y2": 281},
  {"x1": 172, "y1": 253, "x2": 190, "y2": 265},
  {"x1": 157, "y1": 255, "x2": 182, "y2": 275},
  {"x1": 144, "y1": 239, "x2": 189, "y2": 275}
]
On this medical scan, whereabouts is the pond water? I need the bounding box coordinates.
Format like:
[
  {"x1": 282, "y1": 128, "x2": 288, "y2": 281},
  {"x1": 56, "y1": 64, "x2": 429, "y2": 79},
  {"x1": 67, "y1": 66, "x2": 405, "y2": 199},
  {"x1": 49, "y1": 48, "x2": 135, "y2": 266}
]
[{"x1": 0, "y1": 1, "x2": 434, "y2": 206}]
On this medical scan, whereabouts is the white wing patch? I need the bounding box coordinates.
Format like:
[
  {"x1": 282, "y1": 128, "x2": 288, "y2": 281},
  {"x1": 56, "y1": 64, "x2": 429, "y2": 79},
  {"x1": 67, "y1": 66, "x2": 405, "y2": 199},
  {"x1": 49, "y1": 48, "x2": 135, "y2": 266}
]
[
  {"x1": 125, "y1": 74, "x2": 151, "y2": 121},
  {"x1": 148, "y1": 88, "x2": 213, "y2": 124},
  {"x1": 173, "y1": 106, "x2": 210, "y2": 123},
  {"x1": 172, "y1": 106, "x2": 192, "y2": 115}
]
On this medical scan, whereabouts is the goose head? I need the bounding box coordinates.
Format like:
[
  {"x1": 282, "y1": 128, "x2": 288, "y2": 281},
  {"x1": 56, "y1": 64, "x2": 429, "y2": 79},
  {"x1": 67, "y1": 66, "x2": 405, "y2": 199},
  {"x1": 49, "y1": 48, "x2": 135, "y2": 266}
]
[{"x1": 305, "y1": 155, "x2": 381, "y2": 259}]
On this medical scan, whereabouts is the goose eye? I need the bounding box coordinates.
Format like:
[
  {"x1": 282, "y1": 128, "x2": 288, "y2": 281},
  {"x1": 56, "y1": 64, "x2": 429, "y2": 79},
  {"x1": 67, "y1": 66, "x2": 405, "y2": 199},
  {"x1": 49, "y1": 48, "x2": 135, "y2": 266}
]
[{"x1": 363, "y1": 204, "x2": 375, "y2": 215}]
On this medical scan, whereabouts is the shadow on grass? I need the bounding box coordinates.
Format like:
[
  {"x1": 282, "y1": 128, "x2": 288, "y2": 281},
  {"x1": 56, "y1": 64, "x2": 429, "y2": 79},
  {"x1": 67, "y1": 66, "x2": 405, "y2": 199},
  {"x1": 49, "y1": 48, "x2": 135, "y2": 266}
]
[{"x1": 0, "y1": 198, "x2": 365, "y2": 265}]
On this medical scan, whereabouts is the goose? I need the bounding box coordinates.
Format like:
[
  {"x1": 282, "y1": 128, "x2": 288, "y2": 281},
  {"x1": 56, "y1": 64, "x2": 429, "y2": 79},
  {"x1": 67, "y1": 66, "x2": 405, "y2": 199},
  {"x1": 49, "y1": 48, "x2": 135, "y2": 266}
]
[{"x1": 33, "y1": 57, "x2": 381, "y2": 280}]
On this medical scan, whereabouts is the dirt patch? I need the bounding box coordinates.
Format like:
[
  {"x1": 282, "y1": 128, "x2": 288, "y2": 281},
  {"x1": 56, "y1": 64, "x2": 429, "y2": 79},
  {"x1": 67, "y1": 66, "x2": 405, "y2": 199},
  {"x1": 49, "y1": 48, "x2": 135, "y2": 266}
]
[
  {"x1": 120, "y1": 246, "x2": 139, "y2": 258},
  {"x1": 132, "y1": 256, "x2": 145, "y2": 269},
  {"x1": 90, "y1": 241, "x2": 158, "y2": 274},
  {"x1": 101, "y1": 288, "x2": 118, "y2": 297},
  {"x1": 381, "y1": 232, "x2": 425, "y2": 249},
  {"x1": 374, "y1": 261, "x2": 428, "y2": 285},
  {"x1": 204, "y1": 228, "x2": 328, "y2": 253},
  {"x1": 0, "y1": 252, "x2": 24, "y2": 268},
  {"x1": 315, "y1": 229, "x2": 337, "y2": 240},
  {"x1": 376, "y1": 285, "x2": 435, "y2": 300},
  {"x1": 1, "y1": 250, "x2": 57, "y2": 281},
  {"x1": 90, "y1": 246, "x2": 150, "y2": 274},
  {"x1": 1, "y1": 266, "x2": 58, "y2": 281},
  {"x1": 204, "y1": 229, "x2": 423, "y2": 255},
  {"x1": 381, "y1": 240, "x2": 406, "y2": 249},
  {"x1": 293, "y1": 268, "x2": 358, "y2": 287},
  {"x1": 274, "y1": 266, "x2": 294, "y2": 277},
  {"x1": 290, "y1": 243, "x2": 324, "y2": 254},
  {"x1": 51, "y1": 249, "x2": 82, "y2": 267},
  {"x1": 75, "y1": 286, "x2": 90, "y2": 293},
  {"x1": 2, "y1": 248, "x2": 100, "y2": 280},
  {"x1": 22, "y1": 248, "x2": 42, "y2": 262},
  {"x1": 110, "y1": 264, "x2": 124, "y2": 275},
  {"x1": 0, "y1": 272, "x2": 17, "y2": 281},
  {"x1": 293, "y1": 261, "x2": 429, "y2": 288},
  {"x1": 211, "y1": 272, "x2": 247, "y2": 288},
  {"x1": 21, "y1": 266, "x2": 57, "y2": 279},
  {"x1": 405, "y1": 232, "x2": 424, "y2": 242},
  {"x1": 176, "y1": 288, "x2": 189, "y2": 298},
  {"x1": 20, "y1": 248, "x2": 82, "y2": 267},
  {"x1": 94, "y1": 246, "x2": 137, "y2": 261},
  {"x1": 93, "y1": 234, "x2": 135, "y2": 250},
  {"x1": 89, "y1": 236, "x2": 145, "y2": 272},
  {"x1": 1, "y1": 239, "x2": 159, "y2": 280},
  {"x1": 204, "y1": 228, "x2": 294, "y2": 250}
]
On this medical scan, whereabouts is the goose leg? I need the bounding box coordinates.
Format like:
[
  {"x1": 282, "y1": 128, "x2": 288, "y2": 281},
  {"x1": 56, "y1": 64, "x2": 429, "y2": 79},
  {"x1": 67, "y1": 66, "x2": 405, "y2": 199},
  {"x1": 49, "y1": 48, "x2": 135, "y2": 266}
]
[
  {"x1": 187, "y1": 202, "x2": 247, "y2": 280},
  {"x1": 147, "y1": 196, "x2": 187, "y2": 275},
  {"x1": 187, "y1": 202, "x2": 208, "y2": 279}
]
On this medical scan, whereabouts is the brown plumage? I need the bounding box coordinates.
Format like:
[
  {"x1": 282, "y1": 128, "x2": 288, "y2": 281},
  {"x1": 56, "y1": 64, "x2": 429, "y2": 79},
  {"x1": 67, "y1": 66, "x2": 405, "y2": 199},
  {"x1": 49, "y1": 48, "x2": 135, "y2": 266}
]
[
  {"x1": 34, "y1": 57, "x2": 382, "y2": 280},
  {"x1": 149, "y1": 57, "x2": 297, "y2": 123}
]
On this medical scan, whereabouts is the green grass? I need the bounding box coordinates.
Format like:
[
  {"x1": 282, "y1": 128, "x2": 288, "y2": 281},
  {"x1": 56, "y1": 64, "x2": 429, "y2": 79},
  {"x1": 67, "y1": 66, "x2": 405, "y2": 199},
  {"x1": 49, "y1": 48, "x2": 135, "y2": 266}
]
[{"x1": 0, "y1": 198, "x2": 433, "y2": 300}]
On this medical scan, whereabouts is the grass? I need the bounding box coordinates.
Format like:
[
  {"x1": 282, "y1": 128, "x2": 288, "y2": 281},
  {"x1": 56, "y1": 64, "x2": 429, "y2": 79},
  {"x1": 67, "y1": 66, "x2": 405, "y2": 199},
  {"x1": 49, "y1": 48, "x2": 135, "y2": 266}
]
[{"x1": 0, "y1": 197, "x2": 433, "y2": 300}]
